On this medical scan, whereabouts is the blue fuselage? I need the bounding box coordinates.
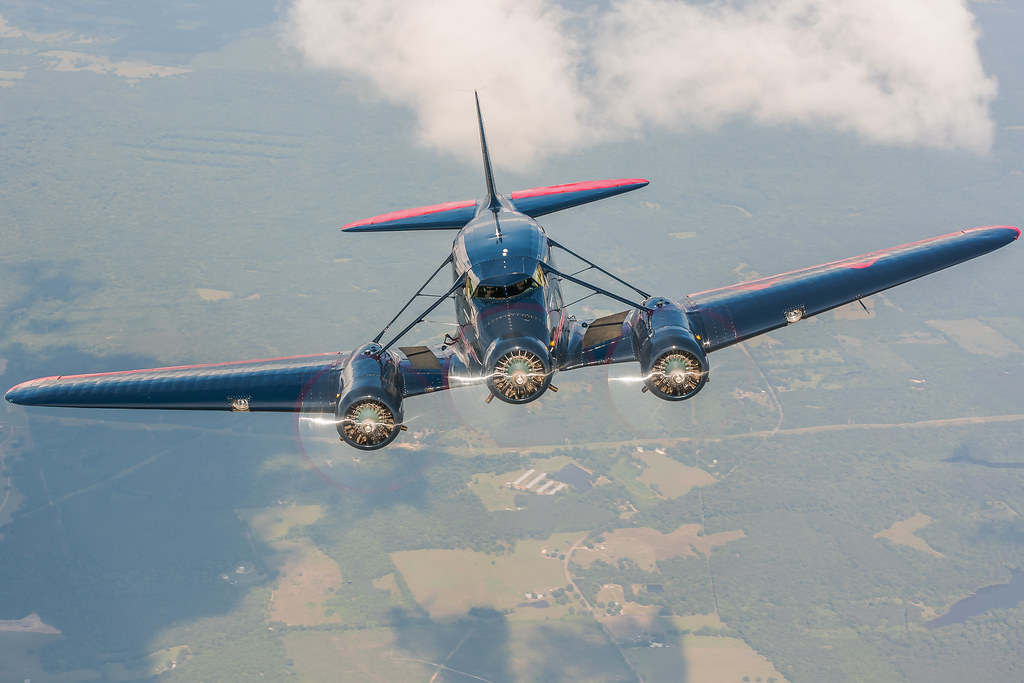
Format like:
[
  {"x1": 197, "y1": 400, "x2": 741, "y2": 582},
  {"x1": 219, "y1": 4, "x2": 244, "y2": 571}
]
[{"x1": 450, "y1": 201, "x2": 565, "y2": 378}]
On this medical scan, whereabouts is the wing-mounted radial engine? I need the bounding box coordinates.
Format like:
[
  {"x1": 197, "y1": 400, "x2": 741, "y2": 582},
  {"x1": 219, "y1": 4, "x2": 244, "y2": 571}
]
[
  {"x1": 4, "y1": 91, "x2": 1017, "y2": 454},
  {"x1": 633, "y1": 297, "x2": 709, "y2": 401},
  {"x1": 336, "y1": 344, "x2": 405, "y2": 450}
]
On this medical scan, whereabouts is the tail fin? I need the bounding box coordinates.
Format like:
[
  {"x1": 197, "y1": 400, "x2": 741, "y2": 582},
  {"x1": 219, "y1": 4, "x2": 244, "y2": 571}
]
[{"x1": 475, "y1": 91, "x2": 500, "y2": 212}]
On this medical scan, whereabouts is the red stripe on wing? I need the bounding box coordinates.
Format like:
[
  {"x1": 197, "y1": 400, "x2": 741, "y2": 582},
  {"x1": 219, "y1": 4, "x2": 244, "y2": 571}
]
[
  {"x1": 341, "y1": 200, "x2": 476, "y2": 230},
  {"x1": 510, "y1": 178, "x2": 649, "y2": 200}
]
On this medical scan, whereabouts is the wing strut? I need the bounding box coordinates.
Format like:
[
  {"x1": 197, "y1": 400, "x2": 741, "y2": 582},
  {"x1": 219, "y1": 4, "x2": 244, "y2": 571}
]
[
  {"x1": 379, "y1": 274, "x2": 467, "y2": 354},
  {"x1": 373, "y1": 255, "x2": 454, "y2": 344},
  {"x1": 542, "y1": 265, "x2": 652, "y2": 312},
  {"x1": 548, "y1": 238, "x2": 650, "y2": 299}
]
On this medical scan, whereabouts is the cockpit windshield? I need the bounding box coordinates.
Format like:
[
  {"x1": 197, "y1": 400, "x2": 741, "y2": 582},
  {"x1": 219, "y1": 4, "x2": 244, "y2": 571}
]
[{"x1": 473, "y1": 277, "x2": 540, "y2": 300}]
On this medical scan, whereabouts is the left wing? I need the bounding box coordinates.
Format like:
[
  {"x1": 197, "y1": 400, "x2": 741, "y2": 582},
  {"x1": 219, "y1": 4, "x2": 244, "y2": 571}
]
[
  {"x1": 5, "y1": 353, "x2": 342, "y2": 412},
  {"x1": 687, "y1": 226, "x2": 1019, "y2": 352}
]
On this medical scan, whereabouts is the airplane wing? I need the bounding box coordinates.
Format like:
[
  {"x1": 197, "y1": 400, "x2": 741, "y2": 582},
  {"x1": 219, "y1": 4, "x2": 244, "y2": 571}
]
[
  {"x1": 5, "y1": 353, "x2": 342, "y2": 412},
  {"x1": 686, "y1": 226, "x2": 1019, "y2": 352}
]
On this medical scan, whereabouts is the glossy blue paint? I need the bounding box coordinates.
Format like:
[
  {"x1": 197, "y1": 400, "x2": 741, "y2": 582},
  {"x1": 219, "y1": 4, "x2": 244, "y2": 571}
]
[
  {"x1": 4, "y1": 95, "x2": 1019, "y2": 451},
  {"x1": 6, "y1": 353, "x2": 341, "y2": 412}
]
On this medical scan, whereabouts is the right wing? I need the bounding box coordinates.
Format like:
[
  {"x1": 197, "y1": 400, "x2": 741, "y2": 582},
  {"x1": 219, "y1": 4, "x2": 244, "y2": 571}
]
[
  {"x1": 687, "y1": 226, "x2": 1019, "y2": 352},
  {"x1": 5, "y1": 353, "x2": 343, "y2": 412}
]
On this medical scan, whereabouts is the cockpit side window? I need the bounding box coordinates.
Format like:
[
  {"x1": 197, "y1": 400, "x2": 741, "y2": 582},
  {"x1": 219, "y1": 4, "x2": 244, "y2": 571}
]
[{"x1": 473, "y1": 277, "x2": 540, "y2": 300}]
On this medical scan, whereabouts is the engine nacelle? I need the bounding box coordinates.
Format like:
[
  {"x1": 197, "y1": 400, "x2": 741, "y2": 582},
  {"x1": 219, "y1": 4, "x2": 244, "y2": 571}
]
[
  {"x1": 484, "y1": 336, "x2": 552, "y2": 404},
  {"x1": 336, "y1": 344, "x2": 405, "y2": 450},
  {"x1": 634, "y1": 296, "x2": 709, "y2": 401}
]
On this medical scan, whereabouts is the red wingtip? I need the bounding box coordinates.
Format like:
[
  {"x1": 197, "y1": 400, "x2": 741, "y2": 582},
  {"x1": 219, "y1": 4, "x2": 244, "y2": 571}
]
[
  {"x1": 974, "y1": 225, "x2": 1020, "y2": 238},
  {"x1": 341, "y1": 199, "x2": 476, "y2": 231}
]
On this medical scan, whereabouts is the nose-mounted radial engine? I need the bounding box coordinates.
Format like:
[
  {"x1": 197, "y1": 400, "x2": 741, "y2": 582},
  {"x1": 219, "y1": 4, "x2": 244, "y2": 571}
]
[
  {"x1": 485, "y1": 338, "x2": 552, "y2": 404},
  {"x1": 5, "y1": 91, "x2": 1017, "y2": 454}
]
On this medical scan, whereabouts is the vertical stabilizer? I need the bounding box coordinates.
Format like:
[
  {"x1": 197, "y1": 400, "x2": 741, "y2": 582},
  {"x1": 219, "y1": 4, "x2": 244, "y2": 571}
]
[{"x1": 475, "y1": 91, "x2": 500, "y2": 212}]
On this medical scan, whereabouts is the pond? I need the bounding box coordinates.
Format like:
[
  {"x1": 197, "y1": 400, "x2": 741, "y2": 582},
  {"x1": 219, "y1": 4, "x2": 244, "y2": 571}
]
[{"x1": 926, "y1": 568, "x2": 1024, "y2": 629}]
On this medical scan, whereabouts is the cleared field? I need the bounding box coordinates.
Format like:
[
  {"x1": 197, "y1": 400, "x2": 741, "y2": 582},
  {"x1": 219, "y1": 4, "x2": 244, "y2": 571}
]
[
  {"x1": 240, "y1": 505, "x2": 344, "y2": 626},
  {"x1": 267, "y1": 538, "x2": 345, "y2": 625},
  {"x1": 239, "y1": 504, "x2": 324, "y2": 541},
  {"x1": 611, "y1": 458, "x2": 662, "y2": 506},
  {"x1": 927, "y1": 318, "x2": 1023, "y2": 357},
  {"x1": 671, "y1": 612, "x2": 727, "y2": 631},
  {"x1": 0, "y1": 633, "x2": 95, "y2": 682},
  {"x1": 603, "y1": 612, "x2": 723, "y2": 643},
  {"x1": 391, "y1": 532, "x2": 581, "y2": 619},
  {"x1": 469, "y1": 455, "x2": 578, "y2": 511},
  {"x1": 282, "y1": 629, "x2": 435, "y2": 682},
  {"x1": 576, "y1": 524, "x2": 745, "y2": 570},
  {"x1": 636, "y1": 450, "x2": 716, "y2": 498},
  {"x1": 507, "y1": 619, "x2": 634, "y2": 681},
  {"x1": 597, "y1": 583, "x2": 626, "y2": 606},
  {"x1": 874, "y1": 512, "x2": 944, "y2": 557},
  {"x1": 373, "y1": 572, "x2": 402, "y2": 598},
  {"x1": 627, "y1": 634, "x2": 789, "y2": 683},
  {"x1": 282, "y1": 619, "x2": 633, "y2": 682},
  {"x1": 469, "y1": 471, "x2": 520, "y2": 511},
  {"x1": 195, "y1": 287, "x2": 233, "y2": 301}
]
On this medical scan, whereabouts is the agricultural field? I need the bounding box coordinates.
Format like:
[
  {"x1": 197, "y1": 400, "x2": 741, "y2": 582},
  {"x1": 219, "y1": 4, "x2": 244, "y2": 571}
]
[
  {"x1": 926, "y1": 319, "x2": 1023, "y2": 357},
  {"x1": 283, "y1": 618, "x2": 636, "y2": 682},
  {"x1": 282, "y1": 629, "x2": 439, "y2": 682},
  {"x1": 469, "y1": 454, "x2": 577, "y2": 511},
  {"x1": 574, "y1": 524, "x2": 745, "y2": 571},
  {"x1": 626, "y1": 635, "x2": 789, "y2": 683},
  {"x1": 636, "y1": 450, "x2": 716, "y2": 498},
  {"x1": 240, "y1": 505, "x2": 345, "y2": 626},
  {"x1": 391, "y1": 532, "x2": 583, "y2": 620},
  {"x1": 874, "y1": 513, "x2": 945, "y2": 558}
]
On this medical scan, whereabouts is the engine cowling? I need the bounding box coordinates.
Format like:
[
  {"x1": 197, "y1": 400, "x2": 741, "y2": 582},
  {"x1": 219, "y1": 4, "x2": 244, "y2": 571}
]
[
  {"x1": 484, "y1": 336, "x2": 552, "y2": 404},
  {"x1": 634, "y1": 297, "x2": 709, "y2": 401},
  {"x1": 336, "y1": 344, "x2": 404, "y2": 450}
]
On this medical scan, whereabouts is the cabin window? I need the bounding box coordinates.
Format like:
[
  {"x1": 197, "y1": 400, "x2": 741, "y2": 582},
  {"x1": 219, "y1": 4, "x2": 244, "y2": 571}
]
[{"x1": 473, "y1": 277, "x2": 540, "y2": 300}]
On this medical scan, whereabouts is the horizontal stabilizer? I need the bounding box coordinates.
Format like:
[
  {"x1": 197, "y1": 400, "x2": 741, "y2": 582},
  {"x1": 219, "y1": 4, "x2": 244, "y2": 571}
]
[
  {"x1": 342, "y1": 200, "x2": 477, "y2": 232},
  {"x1": 510, "y1": 178, "x2": 649, "y2": 217},
  {"x1": 341, "y1": 178, "x2": 649, "y2": 233}
]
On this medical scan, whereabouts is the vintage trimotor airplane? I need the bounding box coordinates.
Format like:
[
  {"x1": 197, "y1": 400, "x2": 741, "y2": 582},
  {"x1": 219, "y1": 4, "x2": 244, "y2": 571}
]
[{"x1": 6, "y1": 95, "x2": 1019, "y2": 449}]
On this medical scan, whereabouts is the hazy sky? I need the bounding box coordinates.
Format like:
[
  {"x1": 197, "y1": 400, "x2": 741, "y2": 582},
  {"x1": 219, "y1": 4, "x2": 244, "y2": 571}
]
[{"x1": 285, "y1": 0, "x2": 997, "y2": 170}]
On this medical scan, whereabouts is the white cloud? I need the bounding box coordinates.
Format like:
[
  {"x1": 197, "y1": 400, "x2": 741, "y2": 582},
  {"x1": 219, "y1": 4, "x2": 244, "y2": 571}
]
[{"x1": 285, "y1": 0, "x2": 997, "y2": 170}]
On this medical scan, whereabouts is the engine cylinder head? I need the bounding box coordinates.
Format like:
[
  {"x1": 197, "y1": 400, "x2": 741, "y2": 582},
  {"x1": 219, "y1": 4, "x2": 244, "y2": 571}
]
[
  {"x1": 634, "y1": 296, "x2": 710, "y2": 401},
  {"x1": 485, "y1": 338, "x2": 551, "y2": 404},
  {"x1": 339, "y1": 398, "x2": 400, "y2": 449},
  {"x1": 645, "y1": 349, "x2": 706, "y2": 400},
  {"x1": 335, "y1": 344, "x2": 405, "y2": 450}
]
